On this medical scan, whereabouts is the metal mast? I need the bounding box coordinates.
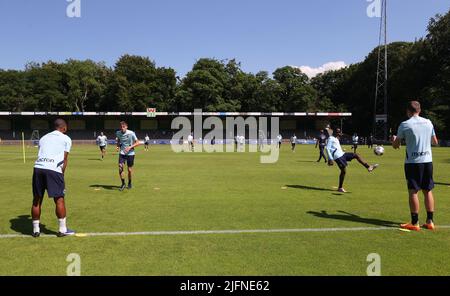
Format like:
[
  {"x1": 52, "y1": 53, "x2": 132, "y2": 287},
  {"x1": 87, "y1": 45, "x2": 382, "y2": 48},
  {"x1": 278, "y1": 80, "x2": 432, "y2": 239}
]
[{"x1": 373, "y1": 0, "x2": 388, "y2": 141}]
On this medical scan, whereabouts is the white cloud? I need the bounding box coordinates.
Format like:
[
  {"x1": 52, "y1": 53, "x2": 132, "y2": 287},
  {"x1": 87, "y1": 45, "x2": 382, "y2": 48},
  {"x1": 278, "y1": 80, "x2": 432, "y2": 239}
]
[{"x1": 293, "y1": 61, "x2": 347, "y2": 78}]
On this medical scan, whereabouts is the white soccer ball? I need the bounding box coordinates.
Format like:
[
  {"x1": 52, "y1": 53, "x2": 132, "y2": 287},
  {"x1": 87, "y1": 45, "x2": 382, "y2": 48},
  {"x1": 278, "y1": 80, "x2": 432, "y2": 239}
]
[{"x1": 374, "y1": 146, "x2": 385, "y2": 156}]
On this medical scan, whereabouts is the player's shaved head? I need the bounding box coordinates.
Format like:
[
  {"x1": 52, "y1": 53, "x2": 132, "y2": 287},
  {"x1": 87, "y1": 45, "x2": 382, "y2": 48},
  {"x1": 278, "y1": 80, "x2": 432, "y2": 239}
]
[
  {"x1": 54, "y1": 118, "x2": 68, "y2": 134},
  {"x1": 54, "y1": 119, "x2": 67, "y2": 130}
]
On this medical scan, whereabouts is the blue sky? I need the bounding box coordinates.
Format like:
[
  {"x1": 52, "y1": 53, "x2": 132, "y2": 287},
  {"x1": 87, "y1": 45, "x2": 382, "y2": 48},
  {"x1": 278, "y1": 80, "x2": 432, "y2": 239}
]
[{"x1": 0, "y1": 0, "x2": 448, "y2": 76}]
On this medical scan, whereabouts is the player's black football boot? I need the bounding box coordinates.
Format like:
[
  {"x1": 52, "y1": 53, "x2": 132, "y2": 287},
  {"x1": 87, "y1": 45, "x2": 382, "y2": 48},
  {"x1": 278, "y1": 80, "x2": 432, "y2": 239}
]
[{"x1": 57, "y1": 229, "x2": 76, "y2": 237}]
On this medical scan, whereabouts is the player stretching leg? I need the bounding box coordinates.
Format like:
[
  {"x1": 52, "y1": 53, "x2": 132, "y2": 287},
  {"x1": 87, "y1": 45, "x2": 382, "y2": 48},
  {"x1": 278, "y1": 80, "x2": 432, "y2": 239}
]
[
  {"x1": 116, "y1": 121, "x2": 141, "y2": 191},
  {"x1": 392, "y1": 101, "x2": 438, "y2": 231},
  {"x1": 97, "y1": 132, "x2": 108, "y2": 160},
  {"x1": 326, "y1": 128, "x2": 378, "y2": 193},
  {"x1": 31, "y1": 119, "x2": 75, "y2": 237}
]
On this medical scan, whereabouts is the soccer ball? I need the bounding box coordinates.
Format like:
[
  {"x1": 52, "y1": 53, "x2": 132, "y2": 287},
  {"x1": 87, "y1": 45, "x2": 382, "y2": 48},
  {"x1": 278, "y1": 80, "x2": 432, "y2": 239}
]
[{"x1": 374, "y1": 146, "x2": 385, "y2": 156}]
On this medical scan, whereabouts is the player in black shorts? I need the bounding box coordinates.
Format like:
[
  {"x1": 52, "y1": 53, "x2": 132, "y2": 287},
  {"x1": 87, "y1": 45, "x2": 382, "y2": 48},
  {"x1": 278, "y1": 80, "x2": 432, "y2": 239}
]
[
  {"x1": 315, "y1": 130, "x2": 328, "y2": 163},
  {"x1": 352, "y1": 133, "x2": 359, "y2": 153},
  {"x1": 116, "y1": 121, "x2": 141, "y2": 191},
  {"x1": 392, "y1": 101, "x2": 439, "y2": 231},
  {"x1": 144, "y1": 134, "x2": 150, "y2": 151},
  {"x1": 367, "y1": 134, "x2": 374, "y2": 149},
  {"x1": 31, "y1": 119, "x2": 75, "y2": 237},
  {"x1": 327, "y1": 128, "x2": 378, "y2": 192}
]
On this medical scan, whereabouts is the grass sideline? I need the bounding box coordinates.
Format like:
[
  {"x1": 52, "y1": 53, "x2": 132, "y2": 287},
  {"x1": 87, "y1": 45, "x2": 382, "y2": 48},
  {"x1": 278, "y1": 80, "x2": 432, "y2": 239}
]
[{"x1": 0, "y1": 144, "x2": 449, "y2": 275}]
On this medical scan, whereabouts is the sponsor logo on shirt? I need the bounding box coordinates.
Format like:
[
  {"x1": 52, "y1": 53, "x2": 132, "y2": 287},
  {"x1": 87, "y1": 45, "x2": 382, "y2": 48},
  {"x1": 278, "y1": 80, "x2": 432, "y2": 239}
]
[
  {"x1": 36, "y1": 158, "x2": 55, "y2": 163},
  {"x1": 411, "y1": 151, "x2": 431, "y2": 157}
]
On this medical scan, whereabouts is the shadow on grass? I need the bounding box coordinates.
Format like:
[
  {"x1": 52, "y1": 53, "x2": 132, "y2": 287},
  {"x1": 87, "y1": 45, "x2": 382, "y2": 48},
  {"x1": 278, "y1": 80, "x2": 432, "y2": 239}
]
[
  {"x1": 286, "y1": 185, "x2": 337, "y2": 192},
  {"x1": 331, "y1": 193, "x2": 345, "y2": 196},
  {"x1": 88, "y1": 158, "x2": 102, "y2": 161},
  {"x1": 10, "y1": 215, "x2": 58, "y2": 235},
  {"x1": 435, "y1": 182, "x2": 450, "y2": 186},
  {"x1": 307, "y1": 210, "x2": 399, "y2": 228},
  {"x1": 90, "y1": 184, "x2": 122, "y2": 190}
]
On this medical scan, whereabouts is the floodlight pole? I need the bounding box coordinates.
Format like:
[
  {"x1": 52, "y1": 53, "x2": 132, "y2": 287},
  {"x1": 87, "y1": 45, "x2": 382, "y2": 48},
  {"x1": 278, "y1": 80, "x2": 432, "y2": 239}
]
[{"x1": 373, "y1": 0, "x2": 388, "y2": 142}]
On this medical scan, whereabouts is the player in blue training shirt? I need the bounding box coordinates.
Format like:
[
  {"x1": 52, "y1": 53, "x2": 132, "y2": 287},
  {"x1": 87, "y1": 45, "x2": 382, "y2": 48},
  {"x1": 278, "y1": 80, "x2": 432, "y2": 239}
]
[
  {"x1": 392, "y1": 101, "x2": 439, "y2": 231},
  {"x1": 326, "y1": 128, "x2": 379, "y2": 193},
  {"x1": 116, "y1": 121, "x2": 141, "y2": 191}
]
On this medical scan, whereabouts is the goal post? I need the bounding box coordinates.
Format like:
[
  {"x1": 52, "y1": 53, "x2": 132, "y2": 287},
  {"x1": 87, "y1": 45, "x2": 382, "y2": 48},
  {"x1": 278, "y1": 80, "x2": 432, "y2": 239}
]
[
  {"x1": 30, "y1": 130, "x2": 40, "y2": 147},
  {"x1": 22, "y1": 132, "x2": 26, "y2": 164}
]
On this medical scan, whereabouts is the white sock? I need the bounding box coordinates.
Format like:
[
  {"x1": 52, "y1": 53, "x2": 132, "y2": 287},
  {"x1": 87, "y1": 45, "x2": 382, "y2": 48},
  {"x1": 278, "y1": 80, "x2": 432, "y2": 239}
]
[
  {"x1": 58, "y1": 218, "x2": 67, "y2": 233},
  {"x1": 32, "y1": 220, "x2": 40, "y2": 233}
]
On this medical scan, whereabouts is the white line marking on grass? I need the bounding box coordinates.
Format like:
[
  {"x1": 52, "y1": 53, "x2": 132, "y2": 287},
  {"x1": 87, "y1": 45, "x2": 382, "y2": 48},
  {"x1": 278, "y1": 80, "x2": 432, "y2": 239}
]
[{"x1": 1, "y1": 226, "x2": 450, "y2": 239}]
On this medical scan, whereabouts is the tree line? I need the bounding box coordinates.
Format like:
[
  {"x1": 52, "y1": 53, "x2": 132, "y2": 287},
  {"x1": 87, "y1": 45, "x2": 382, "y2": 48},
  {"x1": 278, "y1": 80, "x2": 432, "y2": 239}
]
[{"x1": 0, "y1": 9, "x2": 448, "y2": 136}]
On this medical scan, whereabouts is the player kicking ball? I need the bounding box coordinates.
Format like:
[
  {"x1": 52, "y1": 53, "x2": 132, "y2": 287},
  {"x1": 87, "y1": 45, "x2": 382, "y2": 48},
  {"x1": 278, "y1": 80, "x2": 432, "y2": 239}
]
[
  {"x1": 326, "y1": 128, "x2": 378, "y2": 193},
  {"x1": 31, "y1": 119, "x2": 75, "y2": 237},
  {"x1": 116, "y1": 121, "x2": 141, "y2": 191}
]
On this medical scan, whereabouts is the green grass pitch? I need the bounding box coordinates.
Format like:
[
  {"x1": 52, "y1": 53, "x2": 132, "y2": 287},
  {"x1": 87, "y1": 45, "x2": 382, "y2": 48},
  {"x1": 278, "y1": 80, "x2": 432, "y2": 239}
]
[{"x1": 0, "y1": 144, "x2": 449, "y2": 276}]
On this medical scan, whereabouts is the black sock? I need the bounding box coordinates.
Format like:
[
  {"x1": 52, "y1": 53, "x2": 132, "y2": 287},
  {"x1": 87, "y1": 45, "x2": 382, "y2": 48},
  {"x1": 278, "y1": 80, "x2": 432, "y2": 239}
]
[
  {"x1": 411, "y1": 213, "x2": 419, "y2": 225},
  {"x1": 128, "y1": 180, "x2": 132, "y2": 186},
  {"x1": 121, "y1": 179, "x2": 125, "y2": 186},
  {"x1": 427, "y1": 212, "x2": 434, "y2": 222}
]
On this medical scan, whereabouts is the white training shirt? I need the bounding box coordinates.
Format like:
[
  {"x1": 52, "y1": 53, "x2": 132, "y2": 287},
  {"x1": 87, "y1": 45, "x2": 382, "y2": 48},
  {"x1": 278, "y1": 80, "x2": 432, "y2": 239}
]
[
  {"x1": 188, "y1": 135, "x2": 194, "y2": 142},
  {"x1": 239, "y1": 136, "x2": 245, "y2": 144},
  {"x1": 145, "y1": 136, "x2": 150, "y2": 142},
  {"x1": 97, "y1": 135, "x2": 107, "y2": 146},
  {"x1": 291, "y1": 136, "x2": 297, "y2": 143},
  {"x1": 34, "y1": 130, "x2": 72, "y2": 174}
]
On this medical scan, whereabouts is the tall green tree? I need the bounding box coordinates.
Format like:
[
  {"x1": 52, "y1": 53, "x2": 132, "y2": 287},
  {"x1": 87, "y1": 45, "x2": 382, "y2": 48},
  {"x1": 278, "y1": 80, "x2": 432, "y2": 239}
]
[
  {"x1": 61, "y1": 60, "x2": 110, "y2": 112},
  {"x1": 273, "y1": 66, "x2": 317, "y2": 112}
]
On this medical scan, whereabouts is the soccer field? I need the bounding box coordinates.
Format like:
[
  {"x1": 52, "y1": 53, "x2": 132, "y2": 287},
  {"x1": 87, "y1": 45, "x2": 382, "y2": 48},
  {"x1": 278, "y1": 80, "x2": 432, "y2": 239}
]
[{"x1": 0, "y1": 144, "x2": 449, "y2": 276}]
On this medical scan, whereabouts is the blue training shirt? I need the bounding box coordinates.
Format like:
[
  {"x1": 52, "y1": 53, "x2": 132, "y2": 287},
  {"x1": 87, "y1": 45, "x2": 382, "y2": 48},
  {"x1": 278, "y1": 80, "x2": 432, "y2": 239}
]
[
  {"x1": 116, "y1": 130, "x2": 138, "y2": 156},
  {"x1": 397, "y1": 115, "x2": 435, "y2": 164},
  {"x1": 326, "y1": 136, "x2": 344, "y2": 161}
]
